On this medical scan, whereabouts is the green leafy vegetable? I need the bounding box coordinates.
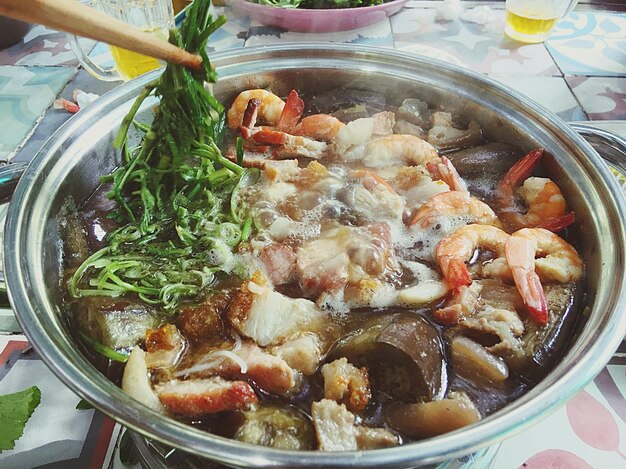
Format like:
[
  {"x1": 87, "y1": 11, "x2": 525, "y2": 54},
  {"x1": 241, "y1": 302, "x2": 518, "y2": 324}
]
[
  {"x1": 70, "y1": 0, "x2": 252, "y2": 311},
  {"x1": 76, "y1": 398, "x2": 94, "y2": 410},
  {"x1": 0, "y1": 386, "x2": 41, "y2": 452}
]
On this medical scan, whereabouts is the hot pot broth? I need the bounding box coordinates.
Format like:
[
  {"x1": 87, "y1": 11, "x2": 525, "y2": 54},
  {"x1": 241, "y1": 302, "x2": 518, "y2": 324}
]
[{"x1": 61, "y1": 82, "x2": 584, "y2": 450}]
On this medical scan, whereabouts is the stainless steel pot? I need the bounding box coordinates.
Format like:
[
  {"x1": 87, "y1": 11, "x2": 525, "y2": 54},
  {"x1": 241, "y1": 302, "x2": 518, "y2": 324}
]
[{"x1": 5, "y1": 44, "x2": 626, "y2": 468}]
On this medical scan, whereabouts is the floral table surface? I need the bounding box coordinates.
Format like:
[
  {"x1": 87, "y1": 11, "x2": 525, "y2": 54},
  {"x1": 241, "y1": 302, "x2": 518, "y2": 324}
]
[{"x1": 0, "y1": 1, "x2": 625, "y2": 468}]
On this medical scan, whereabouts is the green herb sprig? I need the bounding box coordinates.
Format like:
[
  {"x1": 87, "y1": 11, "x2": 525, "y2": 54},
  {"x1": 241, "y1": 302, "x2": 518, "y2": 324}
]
[
  {"x1": 0, "y1": 386, "x2": 41, "y2": 452},
  {"x1": 70, "y1": 0, "x2": 255, "y2": 311}
]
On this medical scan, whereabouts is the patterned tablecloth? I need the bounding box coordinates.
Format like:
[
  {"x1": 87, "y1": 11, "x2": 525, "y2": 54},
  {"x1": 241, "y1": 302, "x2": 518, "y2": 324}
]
[{"x1": 0, "y1": 1, "x2": 625, "y2": 468}]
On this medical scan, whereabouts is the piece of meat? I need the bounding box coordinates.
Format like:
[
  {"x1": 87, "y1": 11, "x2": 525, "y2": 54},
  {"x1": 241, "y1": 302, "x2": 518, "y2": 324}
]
[
  {"x1": 258, "y1": 243, "x2": 297, "y2": 286},
  {"x1": 311, "y1": 399, "x2": 396, "y2": 451},
  {"x1": 144, "y1": 324, "x2": 185, "y2": 369},
  {"x1": 311, "y1": 399, "x2": 357, "y2": 451},
  {"x1": 74, "y1": 297, "x2": 160, "y2": 349},
  {"x1": 296, "y1": 233, "x2": 350, "y2": 297},
  {"x1": 263, "y1": 159, "x2": 300, "y2": 182},
  {"x1": 60, "y1": 213, "x2": 90, "y2": 267},
  {"x1": 343, "y1": 180, "x2": 404, "y2": 222},
  {"x1": 434, "y1": 282, "x2": 483, "y2": 325},
  {"x1": 156, "y1": 377, "x2": 258, "y2": 417},
  {"x1": 355, "y1": 427, "x2": 399, "y2": 449},
  {"x1": 176, "y1": 291, "x2": 232, "y2": 344},
  {"x1": 270, "y1": 333, "x2": 325, "y2": 375},
  {"x1": 179, "y1": 342, "x2": 300, "y2": 395},
  {"x1": 459, "y1": 306, "x2": 524, "y2": 356},
  {"x1": 296, "y1": 224, "x2": 394, "y2": 298},
  {"x1": 228, "y1": 272, "x2": 325, "y2": 347},
  {"x1": 427, "y1": 112, "x2": 482, "y2": 151},
  {"x1": 121, "y1": 346, "x2": 163, "y2": 411},
  {"x1": 321, "y1": 358, "x2": 371, "y2": 412}
]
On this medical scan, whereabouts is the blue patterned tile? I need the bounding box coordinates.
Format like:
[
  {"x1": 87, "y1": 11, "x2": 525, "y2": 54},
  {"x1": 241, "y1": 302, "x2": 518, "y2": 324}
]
[
  {"x1": 392, "y1": 8, "x2": 560, "y2": 75},
  {"x1": 491, "y1": 75, "x2": 586, "y2": 121},
  {"x1": 567, "y1": 77, "x2": 626, "y2": 121},
  {"x1": 0, "y1": 66, "x2": 75, "y2": 160},
  {"x1": 546, "y1": 12, "x2": 626, "y2": 76}
]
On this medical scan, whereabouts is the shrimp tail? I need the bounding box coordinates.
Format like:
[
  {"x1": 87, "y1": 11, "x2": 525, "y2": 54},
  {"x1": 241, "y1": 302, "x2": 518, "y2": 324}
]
[
  {"x1": 516, "y1": 268, "x2": 548, "y2": 324},
  {"x1": 445, "y1": 258, "x2": 472, "y2": 291},
  {"x1": 536, "y1": 211, "x2": 575, "y2": 232},
  {"x1": 506, "y1": 235, "x2": 549, "y2": 324},
  {"x1": 427, "y1": 156, "x2": 468, "y2": 192},
  {"x1": 276, "y1": 90, "x2": 304, "y2": 133},
  {"x1": 499, "y1": 148, "x2": 544, "y2": 193}
]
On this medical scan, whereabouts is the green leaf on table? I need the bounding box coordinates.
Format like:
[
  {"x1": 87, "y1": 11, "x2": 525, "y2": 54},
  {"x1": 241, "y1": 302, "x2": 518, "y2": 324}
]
[
  {"x1": 0, "y1": 386, "x2": 42, "y2": 452},
  {"x1": 76, "y1": 398, "x2": 94, "y2": 410}
]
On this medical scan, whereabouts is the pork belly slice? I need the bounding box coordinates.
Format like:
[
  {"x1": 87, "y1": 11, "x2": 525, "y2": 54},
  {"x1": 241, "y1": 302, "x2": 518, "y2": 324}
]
[
  {"x1": 343, "y1": 179, "x2": 404, "y2": 222},
  {"x1": 263, "y1": 159, "x2": 300, "y2": 182},
  {"x1": 236, "y1": 344, "x2": 300, "y2": 395},
  {"x1": 144, "y1": 324, "x2": 185, "y2": 369},
  {"x1": 156, "y1": 377, "x2": 258, "y2": 417},
  {"x1": 176, "y1": 291, "x2": 231, "y2": 344},
  {"x1": 321, "y1": 358, "x2": 371, "y2": 412},
  {"x1": 312, "y1": 399, "x2": 358, "y2": 451},
  {"x1": 296, "y1": 223, "x2": 395, "y2": 298},
  {"x1": 311, "y1": 399, "x2": 399, "y2": 451},
  {"x1": 178, "y1": 342, "x2": 300, "y2": 395},
  {"x1": 228, "y1": 272, "x2": 326, "y2": 347},
  {"x1": 258, "y1": 243, "x2": 297, "y2": 286},
  {"x1": 270, "y1": 333, "x2": 325, "y2": 375}
]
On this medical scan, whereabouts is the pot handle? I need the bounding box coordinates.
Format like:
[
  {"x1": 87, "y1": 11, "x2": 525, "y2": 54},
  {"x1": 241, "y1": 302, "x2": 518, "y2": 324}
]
[
  {"x1": 0, "y1": 162, "x2": 28, "y2": 332},
  {"x1": 569, "y1": 123, "x2": 626, "y2": 174}
]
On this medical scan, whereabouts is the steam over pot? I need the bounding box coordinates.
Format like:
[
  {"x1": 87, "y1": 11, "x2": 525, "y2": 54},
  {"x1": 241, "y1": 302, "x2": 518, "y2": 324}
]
[{"x1": 5, "y1": 44, "x2": 626, "y2": 468}]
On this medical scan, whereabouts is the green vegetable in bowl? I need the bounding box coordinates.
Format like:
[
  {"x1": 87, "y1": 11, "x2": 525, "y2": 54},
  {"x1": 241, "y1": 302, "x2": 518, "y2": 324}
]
[{"x1": 251, "y1": 0, "x2": 385, "y2": 9}]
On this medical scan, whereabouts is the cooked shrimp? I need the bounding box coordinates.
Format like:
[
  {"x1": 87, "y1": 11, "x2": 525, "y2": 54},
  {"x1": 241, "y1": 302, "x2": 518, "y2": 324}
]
[
  {"x1": 409, "y1": 191, "x2": 501, "y2": 228},
  {"x1": 505, "y1": 228, "x2": 583, "y2": 324},
  {"x1": 347, "y1": 170, "x2": 404, "y2": 221},
  {"x1": 426, "y1": 156, "x2": 468, "y2": 192},
  {"x1": 248, "y1": 127, "x2": 327, "y2": 159},
  {"x1": 333, "y1": 112, "x2": 395, "y2": 153},
  {"x1": 498, "y1": 148, "x2": 575, "y2": 232},
  {"x1": 436, "y1": 224, "x2": 510, "y2": 292},
  {"x1": 293, "y1": 114, "x2": 346, "y2": 141},
  {"x1": 362, "y1": 134, "x2": 439, "y2": 169},
  {"x1": 227, "y1": 89, "x2": 285, "y2": 129},
  {"x1": 276, "y1": 89, "x2": 304, "y2": 133},
  {"x1": 353, "y1": 170, "x2": 397, "y2": 194}
]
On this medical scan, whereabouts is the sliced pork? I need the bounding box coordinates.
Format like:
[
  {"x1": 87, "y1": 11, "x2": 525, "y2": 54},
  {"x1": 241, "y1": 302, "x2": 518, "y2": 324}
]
[
  {"x1": 321, "y1": 358, "x2": 371, "y2": 412},
  {"x1": 156, "y1": 377, "x2": 258, "y2": 416},
  {"x1": 228, "y1": 272, "x2": 326, "y2": 346}
]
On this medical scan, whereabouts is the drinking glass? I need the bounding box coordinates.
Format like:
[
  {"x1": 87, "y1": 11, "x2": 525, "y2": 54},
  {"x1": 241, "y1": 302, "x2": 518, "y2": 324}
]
[
  {"x1": 67, "y1": 0, "x2": 174, "y2": 81},
  {"x1": 505, "y1": 0, "x2": 579, "y2": 44}
]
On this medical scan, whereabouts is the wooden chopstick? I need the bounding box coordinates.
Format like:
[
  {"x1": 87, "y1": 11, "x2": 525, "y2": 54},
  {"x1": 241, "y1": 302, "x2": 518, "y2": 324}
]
[{"x1": 0, "y1": 0, "x2": 202, "y2": 71}]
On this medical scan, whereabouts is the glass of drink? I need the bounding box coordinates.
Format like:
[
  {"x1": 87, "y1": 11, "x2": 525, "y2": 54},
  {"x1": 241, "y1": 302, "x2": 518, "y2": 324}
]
[
  {"x1": 67, "y1": 0, "x2": 174, "y2": 81},
  {"x1": 505, "y1": 0, "x2": 579, "y2": 44}
]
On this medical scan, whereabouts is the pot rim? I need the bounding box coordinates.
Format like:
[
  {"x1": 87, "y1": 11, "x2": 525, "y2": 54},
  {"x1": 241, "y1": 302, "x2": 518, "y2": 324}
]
[{"x1": 6, "y1": 43, "x2": 626, "y2": 467}]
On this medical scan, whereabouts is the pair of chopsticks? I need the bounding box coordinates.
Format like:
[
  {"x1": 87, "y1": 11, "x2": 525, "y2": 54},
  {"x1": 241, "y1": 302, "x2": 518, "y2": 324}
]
[{"x1": 0, "y1": 0, "x2": 202, "y2": 70}]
